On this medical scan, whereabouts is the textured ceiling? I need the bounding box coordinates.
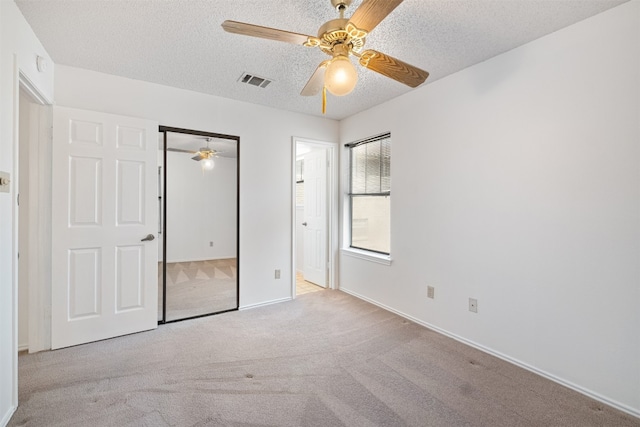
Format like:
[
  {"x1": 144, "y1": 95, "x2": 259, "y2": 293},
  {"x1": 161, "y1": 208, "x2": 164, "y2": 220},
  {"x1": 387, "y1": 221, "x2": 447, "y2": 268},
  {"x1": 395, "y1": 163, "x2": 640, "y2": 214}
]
[{"x1": 16, "y1": 0, "x2": 627, "y2": 120}]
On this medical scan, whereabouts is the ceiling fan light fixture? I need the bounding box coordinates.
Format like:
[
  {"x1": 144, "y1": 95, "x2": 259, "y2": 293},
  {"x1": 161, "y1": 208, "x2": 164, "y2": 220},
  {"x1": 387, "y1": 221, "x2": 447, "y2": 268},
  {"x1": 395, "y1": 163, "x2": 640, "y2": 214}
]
[
  {"x1": 222, "y1": 0, "x2": 429, "y2": 108},
  {"x1": 325, "y1": 55, "x2": 358, "y2": 96},
  {"x1": 201, "y1": 157, "x2": 215, "y2": 170}
]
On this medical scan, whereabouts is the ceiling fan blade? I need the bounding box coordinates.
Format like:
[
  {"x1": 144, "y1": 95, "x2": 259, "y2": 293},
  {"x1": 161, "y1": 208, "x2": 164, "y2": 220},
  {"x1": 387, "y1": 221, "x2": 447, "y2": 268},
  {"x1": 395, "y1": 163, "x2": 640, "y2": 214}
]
[
  {"x1": 348, "y1": 0, "x2": 404, "y2": 34},
  {"x1": 301, "y1": 61, "x2": 329, "y2": 96},
  {"x1": 167, "y1": 147, "x2": 197, "y2": 154},
  {"x1": 191, "y1": 154, "x2": 205, "y2": 161},
  {"x1": 222, "y1": 20, "x2": 313, "y2": 45},
  {"x1": 359, "y1": 50, "x2": 429, "y2": 88}
]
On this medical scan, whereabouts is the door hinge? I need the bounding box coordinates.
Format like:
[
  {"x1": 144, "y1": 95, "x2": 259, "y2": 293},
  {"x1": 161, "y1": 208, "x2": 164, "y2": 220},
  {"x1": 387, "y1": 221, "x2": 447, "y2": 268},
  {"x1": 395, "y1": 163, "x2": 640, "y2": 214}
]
[{"x1": 16, "y1": 193, "x2": 19, "y2": 206}]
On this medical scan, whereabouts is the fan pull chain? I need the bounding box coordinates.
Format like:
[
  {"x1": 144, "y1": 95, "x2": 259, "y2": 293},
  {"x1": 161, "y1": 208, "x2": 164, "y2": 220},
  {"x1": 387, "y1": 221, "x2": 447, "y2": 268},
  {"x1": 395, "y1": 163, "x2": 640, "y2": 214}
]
[{"x1": 322, "y1": 86, "x2": 327, "y2": 115}]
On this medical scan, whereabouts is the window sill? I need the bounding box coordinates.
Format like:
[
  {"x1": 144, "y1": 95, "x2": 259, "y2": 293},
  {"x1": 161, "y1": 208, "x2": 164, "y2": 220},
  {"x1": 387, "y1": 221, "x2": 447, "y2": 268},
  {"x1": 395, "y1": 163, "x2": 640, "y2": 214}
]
[{"x1": 341, "y1": 248, "x2": 392, "y2": 266}]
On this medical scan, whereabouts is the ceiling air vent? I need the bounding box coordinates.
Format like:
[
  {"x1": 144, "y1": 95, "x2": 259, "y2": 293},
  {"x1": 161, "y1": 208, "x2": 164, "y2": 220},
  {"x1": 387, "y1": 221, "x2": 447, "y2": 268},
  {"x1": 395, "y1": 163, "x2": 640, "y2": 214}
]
[{"x1": 238, "y1": 72, "x2": 272, "y2": 88}]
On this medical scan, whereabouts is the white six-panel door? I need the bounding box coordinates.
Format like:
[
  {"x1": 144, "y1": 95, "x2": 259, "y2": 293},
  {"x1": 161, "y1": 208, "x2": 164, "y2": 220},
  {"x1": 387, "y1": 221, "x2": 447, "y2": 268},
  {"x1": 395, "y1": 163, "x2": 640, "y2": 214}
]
[
  {"x1": 51, "y1": 106, "x2": 158, "y2": 349},
  {"x1": 303, "y1": 149, "x2": 327, "y2": 287}
]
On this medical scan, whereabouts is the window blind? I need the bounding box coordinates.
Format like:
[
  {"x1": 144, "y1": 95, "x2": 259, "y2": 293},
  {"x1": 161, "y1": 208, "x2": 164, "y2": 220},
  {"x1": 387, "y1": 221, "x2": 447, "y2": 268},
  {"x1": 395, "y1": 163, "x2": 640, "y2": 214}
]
[{"x1": 349, "y1": 133, "x2": 390, "y2": 196}]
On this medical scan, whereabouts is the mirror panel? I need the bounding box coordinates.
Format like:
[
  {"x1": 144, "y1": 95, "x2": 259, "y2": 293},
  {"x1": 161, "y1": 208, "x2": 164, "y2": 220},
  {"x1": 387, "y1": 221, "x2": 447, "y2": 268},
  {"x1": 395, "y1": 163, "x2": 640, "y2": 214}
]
[{"x1": 158, "y1": 128, "x2": 239, "y2": 322}]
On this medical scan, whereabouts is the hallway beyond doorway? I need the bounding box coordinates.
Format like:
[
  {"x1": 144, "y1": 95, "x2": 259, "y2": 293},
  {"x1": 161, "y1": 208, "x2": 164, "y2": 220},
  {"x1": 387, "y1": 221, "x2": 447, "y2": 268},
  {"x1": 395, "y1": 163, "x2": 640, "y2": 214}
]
[{"x1": 295, "y1": 272, "x2": 324, "y2": 296}]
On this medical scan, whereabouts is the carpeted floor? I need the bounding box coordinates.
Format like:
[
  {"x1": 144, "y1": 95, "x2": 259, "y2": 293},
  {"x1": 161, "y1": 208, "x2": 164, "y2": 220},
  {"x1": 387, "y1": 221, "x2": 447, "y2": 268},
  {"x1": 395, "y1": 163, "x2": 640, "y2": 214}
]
[
  {"x1": 159, "y1": 259, "x2": 237, "y2": 322},
  {"x1": 9, "y1": 290, "x2": 639, "y2": 426}
]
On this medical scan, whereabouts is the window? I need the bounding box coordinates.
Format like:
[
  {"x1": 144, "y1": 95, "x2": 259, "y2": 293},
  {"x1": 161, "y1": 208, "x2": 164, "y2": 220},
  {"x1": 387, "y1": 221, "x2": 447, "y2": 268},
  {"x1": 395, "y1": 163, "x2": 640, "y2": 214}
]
[{"x1": 347, "y1": 133, "x2": 390, "y2": 255}]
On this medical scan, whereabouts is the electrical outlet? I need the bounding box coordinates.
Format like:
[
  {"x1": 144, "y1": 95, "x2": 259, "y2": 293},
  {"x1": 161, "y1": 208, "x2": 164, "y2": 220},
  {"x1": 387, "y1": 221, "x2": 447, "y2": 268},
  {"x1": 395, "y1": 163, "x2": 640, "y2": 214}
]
[
  {"x1": 275, "y1": 269, "x2": 281, "y2": 279},
  {"x1": 209, "y1": 241, "x2": 213, "y2": 247},
  {"x1": 469, "y1": 298, "x2": 478, "y2": 313},
  {"x1": 427, "y1": 286, "x2": 435, "y2": 299}
]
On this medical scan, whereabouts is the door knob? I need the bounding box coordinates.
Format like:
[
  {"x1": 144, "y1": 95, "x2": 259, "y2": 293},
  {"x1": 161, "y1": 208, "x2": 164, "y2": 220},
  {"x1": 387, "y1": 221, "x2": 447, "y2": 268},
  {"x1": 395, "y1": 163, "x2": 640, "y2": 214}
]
[
  {"x1": 302, "y1": 222, "x2": 307, "y2": 226},
  {"x1": 141, "y1": 234, "x2": 155, "y2": 242}
]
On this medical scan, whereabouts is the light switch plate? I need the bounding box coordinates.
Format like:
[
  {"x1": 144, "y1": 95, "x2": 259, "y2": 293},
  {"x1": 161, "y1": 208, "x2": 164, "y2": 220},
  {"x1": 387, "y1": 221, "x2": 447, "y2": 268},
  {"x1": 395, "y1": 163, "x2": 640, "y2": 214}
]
[{"x1": 0, "y1": 171, "x2": 10, "y2": 193}]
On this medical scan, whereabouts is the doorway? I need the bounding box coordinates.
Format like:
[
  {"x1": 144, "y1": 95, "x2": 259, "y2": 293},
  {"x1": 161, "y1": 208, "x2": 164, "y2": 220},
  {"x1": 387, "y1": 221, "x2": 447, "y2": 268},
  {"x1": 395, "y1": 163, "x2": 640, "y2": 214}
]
[
  {"x1": 16, "y1": 81, "x2": 52, "y2": 354},
  {"x1": 158, "y1": 127, "x2": 240, "y2": 323},
  {"x1": 292, "y1": 138, "x2": 338, "y2": 296}
]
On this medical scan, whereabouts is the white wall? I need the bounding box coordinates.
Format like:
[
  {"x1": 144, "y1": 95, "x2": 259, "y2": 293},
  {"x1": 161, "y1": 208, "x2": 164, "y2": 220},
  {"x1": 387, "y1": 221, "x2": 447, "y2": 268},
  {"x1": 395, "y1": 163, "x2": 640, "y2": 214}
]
[
  {"x1": 339, "y1": 1, "x2": 639, "y2": 416},
  {"x1": 54, "y1": 65, "x2": 339, "y2": 309},
  {"x1": 165, "y1": 151, "x2": 237, "y2": 262},
  {"x1": 0, "y1": 1, "x2": 54, "y2": 424}
]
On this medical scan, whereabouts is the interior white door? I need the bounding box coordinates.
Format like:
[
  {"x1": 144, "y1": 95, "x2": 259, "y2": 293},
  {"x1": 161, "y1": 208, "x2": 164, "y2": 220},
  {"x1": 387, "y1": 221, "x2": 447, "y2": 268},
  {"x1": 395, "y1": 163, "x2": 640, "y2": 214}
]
[
  {"x1": 51, "y1": 106, "x2": 158, "y2": 349},
  {"x1": 303, "y1": 149, "x2": 327, "y2": 287}
]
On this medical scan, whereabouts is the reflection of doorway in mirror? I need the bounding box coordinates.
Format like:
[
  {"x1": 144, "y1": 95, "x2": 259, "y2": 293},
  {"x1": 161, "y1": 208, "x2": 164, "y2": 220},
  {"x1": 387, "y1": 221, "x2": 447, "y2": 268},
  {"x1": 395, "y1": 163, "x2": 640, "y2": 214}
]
[{"x1": 158, "y1": 127, "x2": 239, "y2": 323}]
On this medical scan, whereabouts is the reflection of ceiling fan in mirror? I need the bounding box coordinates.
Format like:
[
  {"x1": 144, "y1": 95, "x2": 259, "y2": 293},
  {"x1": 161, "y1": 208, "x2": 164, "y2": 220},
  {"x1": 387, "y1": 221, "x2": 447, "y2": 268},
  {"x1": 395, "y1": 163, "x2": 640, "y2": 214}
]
[
  {"x1": 222, "y1": 0, "x2": 429, "y2": 113},
  {"x1": 167, "y1": 137, "x2": 223, "y2": 170}
]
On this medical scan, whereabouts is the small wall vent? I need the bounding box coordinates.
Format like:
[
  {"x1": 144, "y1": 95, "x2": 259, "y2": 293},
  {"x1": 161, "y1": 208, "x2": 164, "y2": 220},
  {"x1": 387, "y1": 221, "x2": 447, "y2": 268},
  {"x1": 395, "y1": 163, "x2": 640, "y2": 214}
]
[{"x1": 238, "y1": 72, "x2": 272, "y2": 88}]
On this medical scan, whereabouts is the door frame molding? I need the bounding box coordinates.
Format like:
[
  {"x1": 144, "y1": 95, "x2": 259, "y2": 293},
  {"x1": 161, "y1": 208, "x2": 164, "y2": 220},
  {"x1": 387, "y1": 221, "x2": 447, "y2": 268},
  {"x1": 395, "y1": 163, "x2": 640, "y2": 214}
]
[
  {"x1": 290, "y1": 137, "x2": 339, "y2": 297},
  {"x1": 10, "y1": 69, "x2": 53, "y2": 417},
  {"x1": 15, "y1": 72, "x2": 53, "y2": 355}
]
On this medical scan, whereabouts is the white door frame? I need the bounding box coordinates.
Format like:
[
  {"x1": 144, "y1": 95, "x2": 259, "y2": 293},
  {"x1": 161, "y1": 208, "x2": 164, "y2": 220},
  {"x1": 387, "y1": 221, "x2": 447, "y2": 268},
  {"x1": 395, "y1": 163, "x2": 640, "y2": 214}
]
[
  {"x1": 15, "y1": 73, "x2": 53, "y2": 353},
  {"x1": 291, "y1": 137, "x2": 339, "y2": 297},
  {"x1": 11, "y1": 71, "x2": 53, "y2": 414},
  {"x1": 17, "y1": 81, "x2": 53, "y2": 354}
]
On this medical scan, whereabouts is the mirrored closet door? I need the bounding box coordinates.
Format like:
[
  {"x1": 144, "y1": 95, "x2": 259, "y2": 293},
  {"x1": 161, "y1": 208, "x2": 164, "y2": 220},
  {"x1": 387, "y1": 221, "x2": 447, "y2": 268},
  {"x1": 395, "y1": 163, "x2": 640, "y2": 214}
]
[{"x1": 158, "y1": 127, "x2": 239, "y2": 323}]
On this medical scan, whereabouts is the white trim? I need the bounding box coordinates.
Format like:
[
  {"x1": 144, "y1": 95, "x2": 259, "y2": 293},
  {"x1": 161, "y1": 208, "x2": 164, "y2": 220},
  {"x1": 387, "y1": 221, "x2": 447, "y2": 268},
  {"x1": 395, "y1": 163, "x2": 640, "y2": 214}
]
[
  {"x1": 18, "y1": 71, "x2": 52, "y2": 105},
  {"x1": 11, "y1": 56, "x2": 20, "y2": 415},
  {"x1": 291, "y1": 137, "x2": 339, "y2": 298},
  {"x1": 239, "y1": 297, "x2": 292, "y2": 311},
  {"x1": 1, "y1": 406, "x2": 17, "y2": 427},
  {"x1": 341, "y1": 247, "x2": 392, "y2": 266},
  {"x1": 17, "y1": 344, "x2": 28, "y2": 352},
  {"x1": 17, "y1": 74, "x2": 53, "y2": 355},
  {"x1": 340, "y1": 287, "x2": 640, "y2": 420}
]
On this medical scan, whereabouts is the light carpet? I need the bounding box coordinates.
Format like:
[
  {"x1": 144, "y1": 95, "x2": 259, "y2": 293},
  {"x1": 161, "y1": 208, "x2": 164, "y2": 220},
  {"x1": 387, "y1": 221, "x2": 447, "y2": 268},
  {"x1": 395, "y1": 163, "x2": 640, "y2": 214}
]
[
  {"x1": 9, "y1": 290, "x2": 639, "y2": 426},
  {"x1": 160, "y1": 259, "x2": 237, "y2": 321}
]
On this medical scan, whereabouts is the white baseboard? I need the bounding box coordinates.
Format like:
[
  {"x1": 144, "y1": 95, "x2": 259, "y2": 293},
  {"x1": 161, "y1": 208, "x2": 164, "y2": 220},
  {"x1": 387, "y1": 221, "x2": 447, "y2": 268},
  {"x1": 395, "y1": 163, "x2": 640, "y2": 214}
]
[
  {"x1": 239, "y1": 296, "x2": 292, "y2": 311},
  {"x1": 339, "y1": 287, "x2": 640, "y2": 419},
  {"x1": 1, "y1": 405, "x2": 17, "y2": 427},
  {"x1": 17, "y1": 343, "x2": 28, "y2": 352}
]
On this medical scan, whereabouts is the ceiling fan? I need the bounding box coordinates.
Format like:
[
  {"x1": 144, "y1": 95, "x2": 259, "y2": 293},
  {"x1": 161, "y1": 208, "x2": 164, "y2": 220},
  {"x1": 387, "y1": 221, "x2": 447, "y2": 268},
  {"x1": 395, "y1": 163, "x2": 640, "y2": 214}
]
[
  {"x1": 222, "y1": 0, "x2": 429, "y2": 113},
  {"x1": 167, "y1": 138, "x2": 221, "y2": 170}
]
